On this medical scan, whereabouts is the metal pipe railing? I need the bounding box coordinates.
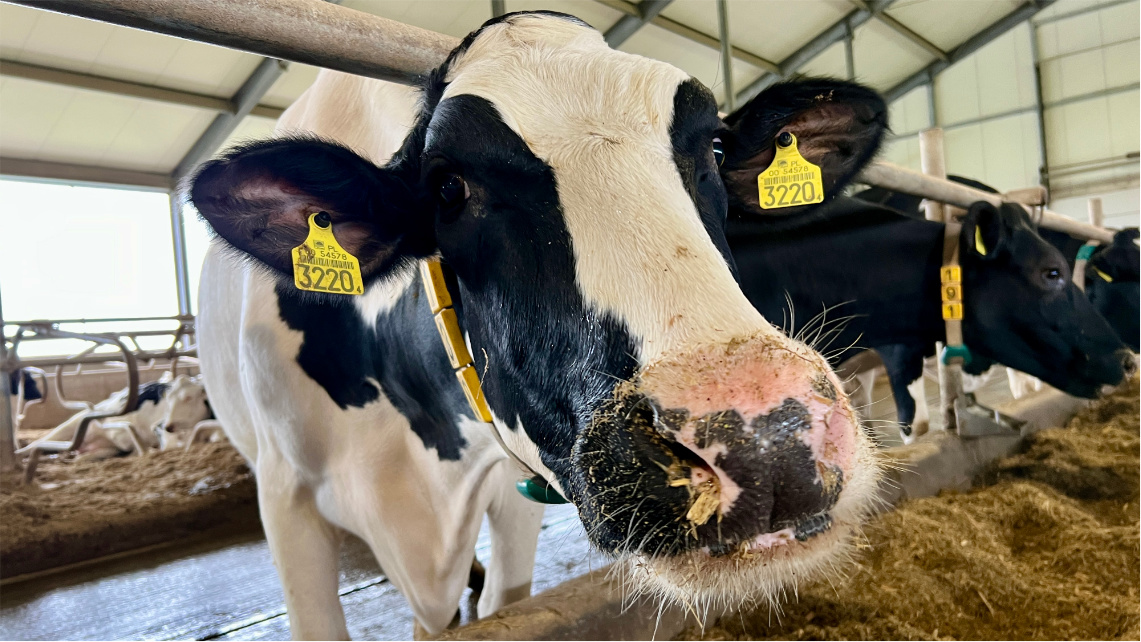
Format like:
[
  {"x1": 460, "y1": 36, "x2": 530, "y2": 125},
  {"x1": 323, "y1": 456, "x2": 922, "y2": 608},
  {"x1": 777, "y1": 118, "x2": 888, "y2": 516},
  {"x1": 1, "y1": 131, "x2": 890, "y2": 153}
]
[
  {"x1": 4, "y1": 0, "x2": 459, "y2": 85},
  {"x1": 859, "y1": 161, "x2": 1116, "y2": 243}
]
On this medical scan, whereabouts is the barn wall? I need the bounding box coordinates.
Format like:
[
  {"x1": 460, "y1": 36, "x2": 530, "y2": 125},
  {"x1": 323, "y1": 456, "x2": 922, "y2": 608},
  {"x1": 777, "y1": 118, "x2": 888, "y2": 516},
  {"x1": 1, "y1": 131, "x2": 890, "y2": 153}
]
[{"x1": 875, "y1": 0, "x2": 1139, "y2": 228}]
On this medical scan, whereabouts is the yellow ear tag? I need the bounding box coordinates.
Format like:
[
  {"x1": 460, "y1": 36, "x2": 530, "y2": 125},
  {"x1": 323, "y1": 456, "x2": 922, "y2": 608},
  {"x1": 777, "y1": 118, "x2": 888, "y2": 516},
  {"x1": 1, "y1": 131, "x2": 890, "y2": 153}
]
[
  {"x1": 757, "y1": 132, "x2": 825, "y2": 210},
  {"x1": 975, "y1": 225, "x2": 988, "y2": 256},
  {"x1": 291, "y1": 212, "x2": 364, "y2": 295}
]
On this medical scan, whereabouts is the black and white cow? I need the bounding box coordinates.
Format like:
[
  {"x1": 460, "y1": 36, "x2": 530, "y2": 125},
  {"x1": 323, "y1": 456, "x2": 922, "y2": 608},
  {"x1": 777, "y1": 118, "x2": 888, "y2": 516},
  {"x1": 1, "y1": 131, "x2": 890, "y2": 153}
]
[
  {"x1": 855, "y1": 175, "x2": 1140, "y2": 350},
  {"x1": 725, "y1": 160, "x2": 1133, "y2": 438},
  {"x1": 190, "y1": 13, "x2": 885, "y2": 638}
]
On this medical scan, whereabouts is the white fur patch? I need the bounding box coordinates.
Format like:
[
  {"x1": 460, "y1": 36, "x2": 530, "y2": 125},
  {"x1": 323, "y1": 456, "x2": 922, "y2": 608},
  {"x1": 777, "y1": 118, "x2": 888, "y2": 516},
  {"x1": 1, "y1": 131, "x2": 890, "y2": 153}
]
[{"x1": 440, "y1": 15, "x2": 778, "y2": 366}]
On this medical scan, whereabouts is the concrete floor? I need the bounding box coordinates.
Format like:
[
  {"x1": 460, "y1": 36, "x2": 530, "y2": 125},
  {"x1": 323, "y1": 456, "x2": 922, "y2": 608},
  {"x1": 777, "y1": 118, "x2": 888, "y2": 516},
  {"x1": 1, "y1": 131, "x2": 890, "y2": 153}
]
[
  {"x1": 0, "y1": 368, "x2": 1015, "y2": 641},
  {"x1": 0, "y1": 504, "x2": 597, "y2": 641}
]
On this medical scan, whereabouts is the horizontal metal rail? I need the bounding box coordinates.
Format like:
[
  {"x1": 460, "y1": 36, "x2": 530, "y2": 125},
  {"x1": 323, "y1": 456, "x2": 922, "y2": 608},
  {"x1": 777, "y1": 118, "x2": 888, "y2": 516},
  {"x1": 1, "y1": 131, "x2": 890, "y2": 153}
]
[
  {"x1": 858, "y1": 161, "x2": 1117, "y2": 243},
  {"x1": 4, "y1": 0, "x2": 459, "y2": 85}
]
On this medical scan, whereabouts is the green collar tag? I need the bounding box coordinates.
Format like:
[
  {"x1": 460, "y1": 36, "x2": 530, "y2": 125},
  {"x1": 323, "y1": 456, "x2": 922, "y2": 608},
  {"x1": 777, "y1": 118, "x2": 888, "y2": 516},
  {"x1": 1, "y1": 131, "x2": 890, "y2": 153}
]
[
  {"x1": 516, "y1": 477, "x2": 569, "y2": 504},
  {"x1": 941, "y1": 344, "x2": 973, "y2": 367},
  {"x1": 1076, "y1": 244, "x2": 1097, "y2": 261}
]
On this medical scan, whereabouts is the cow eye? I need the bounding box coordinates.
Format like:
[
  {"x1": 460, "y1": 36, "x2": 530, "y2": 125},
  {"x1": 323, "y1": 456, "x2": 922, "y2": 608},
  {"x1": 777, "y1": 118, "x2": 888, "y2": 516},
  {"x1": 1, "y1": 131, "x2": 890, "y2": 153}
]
[
  {"x1": 1042, "y1": 268, "x2": 1064, "y2": 287},
  {"x1": 712, "y1": 138, "x2": 725, "y2": 166},
  {"x1": 437, "y1": 174, "x2": 468, "y2": 213}
]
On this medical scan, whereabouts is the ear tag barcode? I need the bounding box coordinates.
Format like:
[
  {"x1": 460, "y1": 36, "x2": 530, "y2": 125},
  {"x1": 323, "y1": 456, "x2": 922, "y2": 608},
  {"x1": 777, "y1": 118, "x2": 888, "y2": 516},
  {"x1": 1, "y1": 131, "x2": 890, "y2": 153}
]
[
  {"x1": 292, "y1": 212, "x2": 364, "y2": 295},
  {"x1": 757, "y1": 132, "x2": 825, "y2": 210}
]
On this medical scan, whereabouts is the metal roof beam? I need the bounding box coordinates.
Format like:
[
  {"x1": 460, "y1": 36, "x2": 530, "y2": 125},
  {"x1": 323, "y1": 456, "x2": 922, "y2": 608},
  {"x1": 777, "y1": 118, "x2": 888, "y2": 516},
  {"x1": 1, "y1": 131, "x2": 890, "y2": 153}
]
[
  {"x1": 171, "y1": 57, "x2": 288, "y2": 182},
  {"x1": 849, "y1": 0, "x2": 949, "y2": 61},
  {"x1": 0, "y1": 157, "x2": 173, "y2": 190},
  {"x1": 0, "y1": 58, "x2": 285, "y2": 119},
  {"x1": 593, "y1": 0, "x2": 780, "y2": 73},
  {"x1": 604, "y1": 0, "x2": 673, "y2": 48},
  {"x1": 732, "y1": 0, "x2": 896, "y2": 108},
  {"x1": 884, "y1": 0, "x2": 1057, "y2": 103}
]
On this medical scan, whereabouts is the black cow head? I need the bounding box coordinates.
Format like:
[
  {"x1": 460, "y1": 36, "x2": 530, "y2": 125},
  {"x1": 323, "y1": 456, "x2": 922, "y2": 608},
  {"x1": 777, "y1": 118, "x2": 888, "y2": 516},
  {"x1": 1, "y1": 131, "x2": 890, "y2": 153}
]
[
  {"x1": 188, "y1": 12, "x2": 888, "y2": 607},
  {"x1": 960, "y1": 202, "x2": 1133, "y2": 396},
  {"x1": 1086, "y1": 228, "x2": 1140, "y2": 351}
]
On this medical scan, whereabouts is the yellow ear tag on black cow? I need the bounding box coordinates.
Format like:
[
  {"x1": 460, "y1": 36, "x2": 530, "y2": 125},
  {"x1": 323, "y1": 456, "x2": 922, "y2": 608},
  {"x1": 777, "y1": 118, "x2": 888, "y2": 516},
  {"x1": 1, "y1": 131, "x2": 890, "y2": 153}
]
[
  {"x1": 757, "y1": 132, "x2": 825, "y2": 210},
  {"x1": 291, "y1": 212, "x2": 364, "y2": 295},
  {"x1": 974, "y1": 225, "x2": 988, "y2": 256}
]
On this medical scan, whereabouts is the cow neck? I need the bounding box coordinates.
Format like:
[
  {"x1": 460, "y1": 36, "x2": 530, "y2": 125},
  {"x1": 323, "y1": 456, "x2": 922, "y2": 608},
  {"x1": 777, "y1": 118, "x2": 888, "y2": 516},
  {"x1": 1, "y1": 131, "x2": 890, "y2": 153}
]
[
  {"x1": 418, "y1": 258, "x2": 568, "y2": 505},
  {"x1": 939, "y1": 221, "x2": 972, "y2": 366}
]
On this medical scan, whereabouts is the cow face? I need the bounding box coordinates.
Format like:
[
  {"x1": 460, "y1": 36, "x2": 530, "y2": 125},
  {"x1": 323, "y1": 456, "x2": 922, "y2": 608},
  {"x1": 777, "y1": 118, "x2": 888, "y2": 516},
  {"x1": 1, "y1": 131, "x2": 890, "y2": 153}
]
[
  {"x1": 961, "y1": 203, "x2": 1134, "y2": 396},
  {"x1": 1086, "y1": 228, "x2": 1140, "y2": 352},
  {"x1": 188, "y1": 12, "x2": 886, "y2": 607},
  {"x1": 149, "y1": 375, "x2": 212, "y2": 437}
]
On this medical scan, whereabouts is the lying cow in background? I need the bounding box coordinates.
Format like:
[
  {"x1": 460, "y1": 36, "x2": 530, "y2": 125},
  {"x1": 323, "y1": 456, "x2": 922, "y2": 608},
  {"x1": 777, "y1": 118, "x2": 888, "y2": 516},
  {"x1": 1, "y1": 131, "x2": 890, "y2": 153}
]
[
  {"x1": 19, "y1": 374, "x2": 213, "y2": 460},
  {"x1": 191, "y1": 12, "x2": 886, "y2": 638},
  {"x1": 724, "y1": 183, "x2": 1133, "y2": 440}
]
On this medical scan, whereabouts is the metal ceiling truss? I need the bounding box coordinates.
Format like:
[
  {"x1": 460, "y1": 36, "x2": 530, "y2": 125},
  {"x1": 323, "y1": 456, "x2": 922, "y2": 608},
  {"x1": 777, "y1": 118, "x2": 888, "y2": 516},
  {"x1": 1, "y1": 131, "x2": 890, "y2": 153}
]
[
  {"x1": 883, "y1": 0, "x2": 1058, "y2": 103},
  {"x1": 603, "y1": 0, "x2": 674, "y2": 48},
  {"x1": 0, "y1": 59, "x2": 284, "y2": 119},
  {"x1": 731, "y1": 0, "x2": 896, "y2": 108}
]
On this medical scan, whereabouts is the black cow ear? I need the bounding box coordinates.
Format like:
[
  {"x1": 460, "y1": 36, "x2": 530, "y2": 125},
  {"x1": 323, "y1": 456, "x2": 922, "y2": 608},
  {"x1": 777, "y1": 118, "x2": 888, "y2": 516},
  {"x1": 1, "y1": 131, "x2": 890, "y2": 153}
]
[
  {"x1": 964, "y1": 201, "x2": 1010, "y2": 260},
  {"x1": 1114, "y1": 227, "x2": 1139, "y2": 245},
  {"x1": 721, "y1": 78, "x2": 887, "y2": 216},
  {"x1": 187, "y1": 137, "x2": 433, "y2": 282}
]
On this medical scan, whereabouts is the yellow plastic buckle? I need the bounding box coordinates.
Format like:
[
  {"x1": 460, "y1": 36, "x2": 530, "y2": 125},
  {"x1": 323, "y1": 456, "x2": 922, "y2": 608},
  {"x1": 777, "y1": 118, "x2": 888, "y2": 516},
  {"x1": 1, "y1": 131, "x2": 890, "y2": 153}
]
[{"x1": 940, "y1": 265, "x2": 963, "y2": 320}]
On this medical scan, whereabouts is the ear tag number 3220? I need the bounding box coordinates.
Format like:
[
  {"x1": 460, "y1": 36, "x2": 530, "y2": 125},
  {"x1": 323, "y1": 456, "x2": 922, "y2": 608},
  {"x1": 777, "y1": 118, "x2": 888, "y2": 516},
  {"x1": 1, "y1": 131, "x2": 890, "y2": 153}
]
[
  {"x1": 757, "y1": 132, "x2": 825, "y2": 210},
  {"x1": 291, "y1": 212, "x2": 364, "y2": 295}
]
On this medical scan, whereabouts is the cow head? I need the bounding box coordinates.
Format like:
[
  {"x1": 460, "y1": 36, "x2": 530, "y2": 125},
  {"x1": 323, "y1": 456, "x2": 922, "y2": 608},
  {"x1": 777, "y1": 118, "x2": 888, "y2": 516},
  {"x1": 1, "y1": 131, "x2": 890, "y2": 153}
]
[
  {"x1": 1086, "y1": 228, "x2": 1140, "y2": 352},
  {"x1": 150, "y1": 375, "x2": 212, "y2": 444},
  {"x1": 188, "y1": 12, "x2": 887, "y2": 608},
  {"x1": 961, "y1": 202, "x2": 1134, "y2": 395}
]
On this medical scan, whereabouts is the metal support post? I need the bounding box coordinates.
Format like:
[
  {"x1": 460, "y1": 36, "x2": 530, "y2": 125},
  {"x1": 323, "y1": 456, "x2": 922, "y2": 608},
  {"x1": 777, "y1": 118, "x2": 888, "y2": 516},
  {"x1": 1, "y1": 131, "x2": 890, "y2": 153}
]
[
  {"x1": 926, "y1": 77, "x2": 937, "y2": 128},
  {"x1": 843, "y1": 21, "x2": 855, "y2": 80},
  {"x1": 716, "y1": 0, "x2": 734, "y2": 112},
  {"x1": 169, "y1": 192, "x2": 193, "y2": 316},
  {"x1": 919, "y1": 129, "x2": 960, "y2": 435},
  {"x1": 1088, "y1": 196, "x2": 1105, "y2": 227},
  {"x1": 490, "y1": 0, "x2": 506, "y2": 18},
  {"x1": 1028, "y1": 21, "x2": 1050, "y2": 193}
]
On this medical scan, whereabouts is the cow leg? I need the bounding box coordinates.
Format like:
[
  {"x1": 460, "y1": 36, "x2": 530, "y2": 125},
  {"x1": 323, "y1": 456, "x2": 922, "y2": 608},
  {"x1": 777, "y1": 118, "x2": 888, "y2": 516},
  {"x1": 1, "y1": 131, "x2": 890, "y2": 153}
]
[
  {"x1": 876, "y1": 344, "x2": 926, "y2": 444},
  {"x1": 906, "y1": 377, "x2": 929, "y2": 441},
  {"x1": 258, "y1": 460, "x2": 349, "y2": 641},
  {"x1": 477, "y1": 461, "x2": 545, "y2": 618}
]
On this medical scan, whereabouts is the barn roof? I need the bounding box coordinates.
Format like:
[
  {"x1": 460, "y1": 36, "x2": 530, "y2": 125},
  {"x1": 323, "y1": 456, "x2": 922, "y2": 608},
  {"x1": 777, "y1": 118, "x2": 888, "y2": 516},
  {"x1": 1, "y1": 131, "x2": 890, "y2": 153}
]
[{"x1": 0, "y1": 0, "x2": 1117, "y2": 190}]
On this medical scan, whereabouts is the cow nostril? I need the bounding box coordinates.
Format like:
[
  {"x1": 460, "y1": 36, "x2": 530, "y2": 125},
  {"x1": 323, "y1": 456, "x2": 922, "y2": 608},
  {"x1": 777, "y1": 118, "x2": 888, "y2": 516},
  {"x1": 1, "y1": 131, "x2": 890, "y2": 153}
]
[
  {"x1": 164, "y1": 424, "x2": 176, "y2": 433},
  {"x1": 1123, "y1": 355, "x2": 1137, "y2": 378}
]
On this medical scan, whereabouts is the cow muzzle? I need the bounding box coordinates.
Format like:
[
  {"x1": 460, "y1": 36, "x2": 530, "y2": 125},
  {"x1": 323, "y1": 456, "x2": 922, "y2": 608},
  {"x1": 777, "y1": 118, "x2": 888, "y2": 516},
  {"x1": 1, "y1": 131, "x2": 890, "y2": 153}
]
[{"x1": 570, "y1": 333, "x2": 863, "y2": 559}]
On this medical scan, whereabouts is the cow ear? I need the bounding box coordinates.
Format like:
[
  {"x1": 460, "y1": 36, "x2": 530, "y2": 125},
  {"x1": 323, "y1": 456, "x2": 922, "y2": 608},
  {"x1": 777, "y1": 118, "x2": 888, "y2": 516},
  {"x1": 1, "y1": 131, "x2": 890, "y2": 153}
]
[
  {"x1": 964, "y1": 202, "x2": 1012, "y2": 260},
  {"x1": 721, "y1": 79, "x2": 887, "y2": 216},
  {"x1": 188, "y1": 137, "x2": 433, "y2": 283}
]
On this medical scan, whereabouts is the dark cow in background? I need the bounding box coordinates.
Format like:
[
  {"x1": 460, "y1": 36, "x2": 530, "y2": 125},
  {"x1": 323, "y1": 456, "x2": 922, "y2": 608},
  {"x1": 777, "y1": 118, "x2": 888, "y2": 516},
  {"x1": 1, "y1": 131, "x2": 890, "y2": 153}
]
[
  {"x1": 719, "y1": 127, "x2": 1133, "y2": 437},
  {"x1": 855, "y1": 175, "x2": 1140, "y2": 350},
  {"x1": 193, "y1": 13, "x2": 886, "y2": 638}
]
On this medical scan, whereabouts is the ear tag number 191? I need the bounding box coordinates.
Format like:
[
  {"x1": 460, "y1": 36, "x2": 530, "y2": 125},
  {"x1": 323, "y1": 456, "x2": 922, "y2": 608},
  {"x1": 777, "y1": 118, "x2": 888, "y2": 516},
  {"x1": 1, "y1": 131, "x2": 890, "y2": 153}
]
[
  {"x1": 292, "y1": 212, "x2": 364, "y2": 295},
  {"x1": 757, "y1": 132, "x2": 825, "y2": 210}
]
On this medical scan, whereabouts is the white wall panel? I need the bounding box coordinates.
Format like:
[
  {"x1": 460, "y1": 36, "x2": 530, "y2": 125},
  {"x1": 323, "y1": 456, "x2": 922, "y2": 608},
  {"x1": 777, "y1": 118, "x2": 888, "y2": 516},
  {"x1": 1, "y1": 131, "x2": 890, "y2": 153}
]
[
  {"x1": 935, "y1": 24, "x2": 1035, "y2": 126},
  {"x1": 1049, "y1": 187, "x2": 1140, "y2": 230},
  {"x1": 889, "y1": 84, "x2": 932, "y2": 135}
]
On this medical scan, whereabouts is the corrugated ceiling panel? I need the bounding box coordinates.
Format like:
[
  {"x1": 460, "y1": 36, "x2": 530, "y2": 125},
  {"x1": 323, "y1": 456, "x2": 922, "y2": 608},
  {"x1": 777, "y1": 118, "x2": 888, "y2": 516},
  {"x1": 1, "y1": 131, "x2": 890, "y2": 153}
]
[
  {"x1": 660, "y1": 0, "x2": 851, "y2": 62},
  {"x1": 0, "y1": 76, "x2": 213, "y2": 172},
  {"x1": 797, "y1": 40, "x2": 848, "y2": 80},
  {"x1": 341, "y1": 0, "x2": 490, "y2": 38},
  {"x1": 884, "y1": 0, "x2": 1023, "y2": 52},
  {"x1": 217, "y1": 115, "x2": 280, "y2": 154},
  {"x1": 620, "y1": 22, "x2": 761, "y2": 106},
  {"x1": 0, "y1": 3, "x2": 262, "y2": 99},
  {"x1": 850, "y1": 18, "x2": 934, "y2": 90},
  {"x1": 508, "y1": 0, "x2": 624, "y2": 32}
]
